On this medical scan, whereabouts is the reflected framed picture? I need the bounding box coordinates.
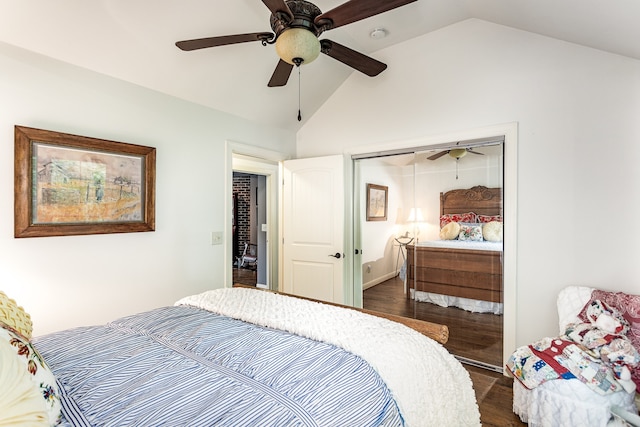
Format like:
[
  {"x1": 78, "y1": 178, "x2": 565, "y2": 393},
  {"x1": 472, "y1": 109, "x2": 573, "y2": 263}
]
[
  {"x1": 14, "y1": 125, "x2": 156, "y2": 238},
  {"x1": 366, "y1": 183, "x2": 388, "y2": 221}
]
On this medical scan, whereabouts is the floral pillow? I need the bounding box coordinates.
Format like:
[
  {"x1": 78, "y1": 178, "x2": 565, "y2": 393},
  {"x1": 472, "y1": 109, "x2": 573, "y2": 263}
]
[
  {"x1": 458, "y1": 223, "x2": 483, "y2": 241},
  {"x1": 0, "y1": 325, "x2": 61, "y2": 426},
  {"x1": 477, "y1": 214, "x2": 502, "y2": 223},
  {"x1": 440, "y1": 212, "x2": 477, "y2": 229},
  {"x1": 577, "y1": 290, "x2": 640, "y2": 391}
]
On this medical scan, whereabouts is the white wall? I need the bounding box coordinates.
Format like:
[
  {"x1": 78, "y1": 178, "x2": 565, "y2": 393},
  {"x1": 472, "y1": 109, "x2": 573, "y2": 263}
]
[
  {"x1": 358, "y1": 158, "x2": 406, "y2": 288},
  {"x1": 297, "y1": 19, "x2": 640, "y2": 348},
  {"x1": 0, "y1": 42, "x2": 296, "y2": 336}
]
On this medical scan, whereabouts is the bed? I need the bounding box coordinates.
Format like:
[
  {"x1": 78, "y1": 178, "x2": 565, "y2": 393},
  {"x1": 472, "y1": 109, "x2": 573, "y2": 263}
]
[
  {"x1": 0, "y1": 287, "x2": 481, "y2": 427},
  {"x1": 406, "y1": 186, "x2": 503, "y2": 314}
]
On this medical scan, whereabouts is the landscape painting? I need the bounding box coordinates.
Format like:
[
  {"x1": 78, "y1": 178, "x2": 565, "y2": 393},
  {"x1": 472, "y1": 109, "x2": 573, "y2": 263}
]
[
  {"x1": 33, "y1": 143, "x2": 143, "y2": 224},
  {"x1": 366, "y1": 183, "x2": 388, "y2": 221},
  {"x1": 15, "y1": 126, "x2": 156, "y2": 238}
]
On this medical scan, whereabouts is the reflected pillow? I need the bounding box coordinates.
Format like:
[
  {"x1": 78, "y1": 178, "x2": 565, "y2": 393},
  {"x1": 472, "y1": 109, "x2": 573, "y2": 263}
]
[
  {"x1": 458, "y1": 223, "x2": 483, "y2": 241},
  {"x1": 439, "y1": 212, "x2": 477, "y2": 228},
  {"x1": 478, "y1": 214, "x2": 502, "y2": 224},
  {"x1": 482, "y1": 221, "x2": 503, "y2": 242},
  {"x1": 439, "y1": 221, "x2": 460, "y2": 240}
]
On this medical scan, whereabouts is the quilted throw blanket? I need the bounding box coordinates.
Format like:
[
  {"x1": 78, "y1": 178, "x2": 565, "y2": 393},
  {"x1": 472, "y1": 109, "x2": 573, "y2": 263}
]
[
  {"x1": 507, "y1": 299, "x2": 639, "y2": 395},
  {"x1": 178, "y1": 288, "x2": 481, "y2": 427}
]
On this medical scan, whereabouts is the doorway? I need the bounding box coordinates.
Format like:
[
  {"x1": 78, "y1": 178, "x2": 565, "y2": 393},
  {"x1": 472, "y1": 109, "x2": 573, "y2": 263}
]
[
  {"x1": 232, "y1": 172, "x2": 267, "y2": 286},
  {"x1": 226, "y1": 143, "x2": 284, "y2": 291}
]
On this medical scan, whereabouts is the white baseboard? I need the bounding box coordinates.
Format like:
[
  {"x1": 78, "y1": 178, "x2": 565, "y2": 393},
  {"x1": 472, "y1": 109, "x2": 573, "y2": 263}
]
[{"x1": 363, "y1": 271, "x2": 401, "y2": 290}]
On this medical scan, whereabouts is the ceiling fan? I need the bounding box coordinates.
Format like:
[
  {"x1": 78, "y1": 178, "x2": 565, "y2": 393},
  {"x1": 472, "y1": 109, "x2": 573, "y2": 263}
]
[
  {"x1": 427, "y1": 147, "x2": 485, "y2": 161},
  {"x1": 175, "y1": 0, "x2": 418, "y2": 87}
]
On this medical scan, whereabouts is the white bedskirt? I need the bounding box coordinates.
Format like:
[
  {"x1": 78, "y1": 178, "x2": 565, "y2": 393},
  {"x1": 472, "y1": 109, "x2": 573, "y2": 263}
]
[
  {"x1": 416, "y1": 240, "x2": 503, "y2": 251},
  {"x1": 411, "y1": 289, "x2": 503, "y2": 315}
]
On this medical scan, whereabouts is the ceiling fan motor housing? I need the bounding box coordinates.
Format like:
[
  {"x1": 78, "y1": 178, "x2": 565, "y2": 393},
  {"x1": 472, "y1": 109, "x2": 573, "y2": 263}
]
[{"x1": 270, "y1": 0, "x2": 324, "y2": 36}]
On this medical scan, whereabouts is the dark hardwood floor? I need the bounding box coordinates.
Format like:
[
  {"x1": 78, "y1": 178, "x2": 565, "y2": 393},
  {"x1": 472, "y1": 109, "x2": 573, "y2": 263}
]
[
  {"x1": 364, "y1": 277, "x2": 524, "y2": 426},
  {"x1": 233, "y1": 266, "x2": 257, "y2": 286},
  {"x1": 363, "y1": 276, "x2": 502, "y2": 368},
  {"x1": 466, "y1": 365, "x2": 526, "y2": 426}
]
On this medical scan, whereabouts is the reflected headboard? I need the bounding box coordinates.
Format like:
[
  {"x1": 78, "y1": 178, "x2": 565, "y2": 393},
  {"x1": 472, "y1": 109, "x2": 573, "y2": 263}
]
[{"x1": 440, "y1": 186, "x2": 502, "y2": 216}]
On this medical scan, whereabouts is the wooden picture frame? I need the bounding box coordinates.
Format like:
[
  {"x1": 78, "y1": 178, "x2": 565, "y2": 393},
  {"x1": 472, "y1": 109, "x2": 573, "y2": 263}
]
[
  {"x1": 14, "y1": 126, "x2": 156, "y2": 238},
  {"x1": 366, "y1": 183, "x2": 388, "y2": 221}
]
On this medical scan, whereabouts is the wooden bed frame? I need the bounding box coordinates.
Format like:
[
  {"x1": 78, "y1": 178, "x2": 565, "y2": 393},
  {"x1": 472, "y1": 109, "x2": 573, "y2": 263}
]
[
  {"x1": 406, "y1": 185, "x2": 503, "y2": 303},
  {"x1": 233, "y1": 284, "x2": 449, "y2": 344}
]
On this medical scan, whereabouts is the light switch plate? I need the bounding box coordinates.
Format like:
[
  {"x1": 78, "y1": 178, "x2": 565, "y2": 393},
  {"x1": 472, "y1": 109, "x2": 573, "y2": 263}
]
[{"x1": 211, "y1": 231, "x2": 223, "y2": 245}]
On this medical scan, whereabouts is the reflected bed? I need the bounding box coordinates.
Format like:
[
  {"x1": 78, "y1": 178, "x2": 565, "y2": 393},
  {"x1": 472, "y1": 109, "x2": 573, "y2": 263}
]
[{"x1": 407, "y1": 186, "x2": 503, "y2": 314}]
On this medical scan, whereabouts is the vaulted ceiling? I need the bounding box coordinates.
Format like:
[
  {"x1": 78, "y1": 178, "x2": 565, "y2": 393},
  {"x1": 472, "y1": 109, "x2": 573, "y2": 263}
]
[{"x1": 1, "y1": 0, "x2": 638, "y2": 131}]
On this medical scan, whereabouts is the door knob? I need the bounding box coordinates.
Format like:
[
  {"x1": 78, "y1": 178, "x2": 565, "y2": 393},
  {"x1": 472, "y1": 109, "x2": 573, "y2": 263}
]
[{"x1": 329, "y1": 252, "x2": 342, "y2": 259}]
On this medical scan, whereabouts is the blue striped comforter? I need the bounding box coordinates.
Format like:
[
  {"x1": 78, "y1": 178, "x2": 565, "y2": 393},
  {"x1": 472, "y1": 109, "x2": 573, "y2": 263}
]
[{"x1": 34, "y1": 305, "x2": 403, "y2": 426}]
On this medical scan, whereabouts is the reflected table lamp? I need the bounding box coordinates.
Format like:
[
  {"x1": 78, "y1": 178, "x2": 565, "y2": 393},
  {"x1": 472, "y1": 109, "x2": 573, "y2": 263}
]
[
  {"x1": 405, "y1": 207, "x2": 424, "y2": 239},
  {"x1": 399, "y1": 207, "x2": 423, "y2": 293}
]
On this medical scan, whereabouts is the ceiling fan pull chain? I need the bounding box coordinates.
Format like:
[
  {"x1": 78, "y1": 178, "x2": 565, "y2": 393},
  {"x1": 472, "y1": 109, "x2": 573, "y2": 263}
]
[
  {"x1": 456, "y1": 158, "x2": 459, "y2": 179},
  {"x1": 297, "y1": 64, "x2": 302, "y2": 121}
]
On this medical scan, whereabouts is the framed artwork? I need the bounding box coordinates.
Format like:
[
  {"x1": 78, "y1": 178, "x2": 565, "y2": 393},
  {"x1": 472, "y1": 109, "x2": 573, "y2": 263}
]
[
  {"x1": 366, "y1": 183, "x2": 388, "y2": 221},
  {"x1": 14, "y1": 125, "x2": 156, "y2": 238}
]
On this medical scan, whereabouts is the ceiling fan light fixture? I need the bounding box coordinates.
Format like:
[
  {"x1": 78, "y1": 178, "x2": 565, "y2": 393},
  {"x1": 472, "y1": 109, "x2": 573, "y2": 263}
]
[
  {"x1": 449, "y1": 148, "x2": 467, "y2": 159},
  {"x1": 275, "y1": 28, "x2": 321, "y2": 65}
]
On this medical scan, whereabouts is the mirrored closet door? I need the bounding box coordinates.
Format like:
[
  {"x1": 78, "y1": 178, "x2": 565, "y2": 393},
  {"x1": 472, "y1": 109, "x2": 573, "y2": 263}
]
[{"x1": 359, "y1": 139, "x2": 504, "y2": 371}]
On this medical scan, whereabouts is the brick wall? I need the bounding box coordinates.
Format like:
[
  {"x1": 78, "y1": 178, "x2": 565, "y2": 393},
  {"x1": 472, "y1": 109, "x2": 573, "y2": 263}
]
[{"x1": 233, "y1": 173, "x2": 251, "y2": 259}]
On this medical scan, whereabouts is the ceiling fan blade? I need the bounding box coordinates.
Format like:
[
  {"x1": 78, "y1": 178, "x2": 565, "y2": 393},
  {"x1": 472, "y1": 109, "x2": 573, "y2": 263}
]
[
  {"x1": 427, "y1": 151, "x2": 449, "y2": 160},
  {"x1": 261, "y1": 0, "x2": 293, "y2": 19},
  {"x1": 467, "y1": 150, "x2": 485, "y2": 156},
  {"x1": 176, "y1": 32, "x2": 273, "y2": 51},
  {"x1": 268, "y1": 59, "x2": 294, "y2": 87},
  {"x1": 315, "y1": 0, "x2": 417, "y2": 30},
  {"x1": 320, "y1": 40, "x2": 386, "y2": 76}
]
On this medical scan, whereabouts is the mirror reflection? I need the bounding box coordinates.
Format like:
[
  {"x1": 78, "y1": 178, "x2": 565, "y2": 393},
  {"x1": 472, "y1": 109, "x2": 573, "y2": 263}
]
[{"x1": 361, "y1": 141, "x2": 504, "y2": 371}]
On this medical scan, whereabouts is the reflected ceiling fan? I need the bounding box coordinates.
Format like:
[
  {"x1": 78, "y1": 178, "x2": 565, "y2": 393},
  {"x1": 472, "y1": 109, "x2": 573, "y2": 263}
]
[
  {"x1": 427, "y1": 146, "x2": 485, "y2": 161},
  {"x1": 427, "y1": 143, "x2": 485, "y2": 179},
  {"x1": 175, "y1": 0, "x2": 417, "y2": 88}
]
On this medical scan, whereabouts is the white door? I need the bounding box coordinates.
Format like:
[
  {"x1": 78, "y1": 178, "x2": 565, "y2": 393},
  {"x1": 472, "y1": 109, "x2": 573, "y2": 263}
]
[{"x1": 282, "y1": 155, "x2": 345, "y2": 303}]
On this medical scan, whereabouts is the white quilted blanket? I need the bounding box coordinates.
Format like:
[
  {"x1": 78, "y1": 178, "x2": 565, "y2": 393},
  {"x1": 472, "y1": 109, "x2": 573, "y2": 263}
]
[{"x1": 177, "y1": 288, "x2": 480, "y2": 427}]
